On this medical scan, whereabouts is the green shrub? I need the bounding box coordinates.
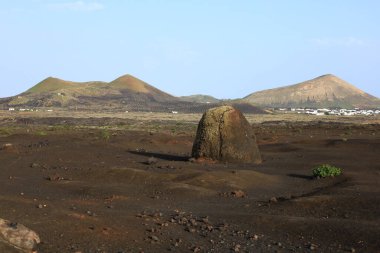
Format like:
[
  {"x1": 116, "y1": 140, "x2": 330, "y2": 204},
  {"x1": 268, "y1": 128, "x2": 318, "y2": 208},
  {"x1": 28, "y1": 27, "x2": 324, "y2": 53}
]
[
  {"x1": 36, "y1": 131, "x2": 47, "y2": 136},
  {"x1": 0, "y1": 128, "x2": 12, "y2": 137},
  {"x1": 100, "y1": 129, "x2": 110, "y2": 141},
  {"x1": 312, "y1": 164, "x2": 342, "y2": 178}
]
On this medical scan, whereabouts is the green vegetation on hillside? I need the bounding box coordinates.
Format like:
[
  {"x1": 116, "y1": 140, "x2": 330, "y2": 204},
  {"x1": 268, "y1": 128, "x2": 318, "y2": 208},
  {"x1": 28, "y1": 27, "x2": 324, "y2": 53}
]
[{"x1": 27, "y1": 77, "x2": 74, "y2": 93}]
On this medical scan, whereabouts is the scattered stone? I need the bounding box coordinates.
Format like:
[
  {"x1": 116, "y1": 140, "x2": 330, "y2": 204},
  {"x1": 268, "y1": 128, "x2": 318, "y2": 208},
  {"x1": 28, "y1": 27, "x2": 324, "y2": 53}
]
[
  {"x1": 270, "y1": 197, "x2": 278, "y2": 203},
  {"x1": 147, "y1": 228, "x2": 156, "y2": 233},
  {"x1": 185, "y1": 227, "x2": 196, "y2": 233},
  {"x1": 1, "y1": 143, "x2": 13, "y2": 150},
  {"x1": 166, "y1": 165, "x2": 175, "y2": 170},
  {"x1": 157, "y1": 222, "x2": 168, "y2": 227},
  {"x1": 0, "y1": 218, "x2": 41, "y2": 252},
  {"x1": 147, "y1": 157, "x2": 158, "y2": 165},
  {"x1": 216, "y1": 223, "x2": 229, "y2": 231},
  {"x1": 46, "y1": 174, "x2": 63, "y2": 181},
  {"x1": 30, "y1": 163, "x2": 39, "y2": 168},
  {"x1": 231, "y1": 190, "x2": 246, "y2": 198},
  {"x1": 86, "y1": 211, "x2": 96, "y2": 217},
  {"x1": 173, "y1": 238, "x2": 182, "y2": 247},
  {"x1": 233, "y1": 244, "x2": 241, "y2": 252},
  {"x1": 191, "y1": 106, "x2": 262, "y2": 163},
  {"x1": 191, "y1": 246, "x2": 201, "y2": 253},
  {"x1": 1, "y1": 143, "x2": 18, "y2": 153},
  {"x1": 149, "y1": 235, "x2": 159, "y2": 242},
  {"x1": 250, "y1": 234, "x2": 259, "y2": 240},
  {"x1": 200, "y1": 216, "x2": 209, "y2": 223},
  {"x1": 308, "y1": 243, "x2": 318, "y2": 250}
]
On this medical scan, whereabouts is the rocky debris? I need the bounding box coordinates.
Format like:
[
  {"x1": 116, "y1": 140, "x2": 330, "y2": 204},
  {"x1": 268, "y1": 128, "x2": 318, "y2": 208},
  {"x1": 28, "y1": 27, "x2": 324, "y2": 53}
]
[
  {"x1": 45, "y1": 174, "x2": 59, "y2": 181},
  {"x1": 149, "y1": 235, "x2": 159, "y2": 242},
  {"x1": 171, "y1": 238, "x2": 182, "y2": 247},
  {"x1": 231, "y1": 190, "x2": 246, "y2": 198},
  {"x1": 219, "y1": 190, "x2": 246, "y2": 198},
  {"x1": 1, "y1": 143, "x2": 18, "y2": 153},
  {"x1": 86, "y1": 211, "x2": 97, "y2": 217},
  {"x1": 232, "y1": 243, "x2": 241, "y2": 252},
  {"x1": 1, "y1": 143, "x2": 13, "y2": 150},
  {"x1": 153, "y1": 164, "x2": 179, "y2": 171},
  {"x1": 307, "y1": 242, "x2": 318, "y2": 250},
  {"x1": 135, "y1": 210, "x2": 169, "y2": 247},
  {"x1": 191, "y1": 246, "x2": 202, "y2": 252},
  {"x1": 146, "y1": 157, "x2": 158, "y2": 165},
  {"x1": 36, "y1": 204, "x2": 47, "y2": 209},
  {"x1": 192, "y1": 106, "x2": 261, "y2": 163},
  {"x1": 135, "y1": 148, "x2": 146, "y2": 153},
  {"x1": 188, "y1": 157, "x2": 216, "y2": 164},
  {"x1": 27, "y1": 140, "x2": 49, "y2": 149},
  {"x1": 0, "y1": 218, "x2": 40, "y2": 253},
  {"x1": 45, "y1": 174, "x2": 64, "y2": 181},
  {"x1": 169, "y1": 211, "x2": 216, "y2": 236},
  {"x1": 250, "y1": 234, "x2": 259, "y2": 241},
  {"x1": 30, "y1": 163, "x2": 40, "y2": 168},
  {"x1": 134, "y1": 209, "x2": 280, "y2": 252},
  {"x1": 269, "y1": 197, "x2": 278, "y2": 203},
  {"x1": 136, "y1": 211, "x2": 163, "y2": 220}
]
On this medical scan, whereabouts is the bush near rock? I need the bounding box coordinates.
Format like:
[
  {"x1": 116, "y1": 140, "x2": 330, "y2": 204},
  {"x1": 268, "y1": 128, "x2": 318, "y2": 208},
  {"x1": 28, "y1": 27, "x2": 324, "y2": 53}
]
[{"x1": 192, "y1": 106, "x2": 261, "y2": 163}]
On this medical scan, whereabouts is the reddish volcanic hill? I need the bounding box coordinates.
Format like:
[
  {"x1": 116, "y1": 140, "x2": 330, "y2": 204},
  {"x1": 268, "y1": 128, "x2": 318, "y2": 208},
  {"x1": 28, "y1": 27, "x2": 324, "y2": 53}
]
[
  {"x1": 243, "y1": 74, "x2": 380, "y2": 108},
  {"x1": 1, "y1": 74, "x2": 265, "y2": 114}
]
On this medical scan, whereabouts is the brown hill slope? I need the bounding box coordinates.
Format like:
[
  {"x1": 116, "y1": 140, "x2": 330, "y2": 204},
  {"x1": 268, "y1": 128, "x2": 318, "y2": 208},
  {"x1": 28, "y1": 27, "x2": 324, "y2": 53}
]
[
  {"x1": 243, "y1": 74, "x2": 380, "y2": 108},
  {"x1": 179, "y1": 94, "x2": 220, "y2": 104},
  {"x1": 5, "y1": 74, "x2": 177, "y2": 108},
  {"x1": 108, "y1": 74, "x2": 175, "y2": 102},
  {"x1": 2, "y1": 74, "x2": 266, "y2": 114}
]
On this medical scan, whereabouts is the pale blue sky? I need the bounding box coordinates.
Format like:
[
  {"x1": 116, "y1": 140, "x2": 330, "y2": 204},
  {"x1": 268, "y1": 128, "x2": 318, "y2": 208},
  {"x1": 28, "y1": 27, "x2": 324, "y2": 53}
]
[{"x1": 1, "y1": 0, "x2": 379, "y2": 98}]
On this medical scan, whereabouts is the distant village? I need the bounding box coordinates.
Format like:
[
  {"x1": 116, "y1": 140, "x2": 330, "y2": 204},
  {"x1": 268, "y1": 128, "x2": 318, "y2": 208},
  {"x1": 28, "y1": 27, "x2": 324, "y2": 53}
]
[
  {"x1": 5, "y1": 106, "x2": 380, "y2": 116},
  {"x1": 275, "y1": 107, "x2": 380, "y2": 116},
  {"x1": 7, "y1": 108, "x2": 53, "y2": 112}
]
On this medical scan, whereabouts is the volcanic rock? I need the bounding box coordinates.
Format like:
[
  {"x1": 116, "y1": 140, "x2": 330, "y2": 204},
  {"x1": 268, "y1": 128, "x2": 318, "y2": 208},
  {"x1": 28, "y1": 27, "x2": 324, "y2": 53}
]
[
  {"x1": 191, "y1": 106, "x2": 261, "y2": 163},
  {"x1": 243, "y1": 74, "x2": 380, "y2": 108},
  {"x1": 0, "y1": 218, "x2": 40, "y2": 252}
]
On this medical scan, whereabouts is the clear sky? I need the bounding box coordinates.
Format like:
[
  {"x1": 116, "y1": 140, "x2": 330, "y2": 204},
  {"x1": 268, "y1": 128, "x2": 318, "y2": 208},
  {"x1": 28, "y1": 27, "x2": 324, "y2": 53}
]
[{"x1": 1, "y1": 0, "x2": 379, "y2": 99}]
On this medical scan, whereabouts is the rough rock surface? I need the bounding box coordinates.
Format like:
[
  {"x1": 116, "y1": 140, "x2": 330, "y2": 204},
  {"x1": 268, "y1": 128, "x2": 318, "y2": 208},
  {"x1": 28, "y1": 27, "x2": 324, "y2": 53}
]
[
  {"x1": 192, "y1": 106, "x2": 261, "y2": 163},
  {"x1": 0, "y1": 219, "x2": 40, "y2": 253}
]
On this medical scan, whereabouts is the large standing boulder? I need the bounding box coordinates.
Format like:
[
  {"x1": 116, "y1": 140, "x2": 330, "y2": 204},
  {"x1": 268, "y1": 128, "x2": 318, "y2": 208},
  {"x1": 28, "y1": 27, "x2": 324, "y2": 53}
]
[{"x1": 192, "y1": 106, "x2": 261, "y2": 163}]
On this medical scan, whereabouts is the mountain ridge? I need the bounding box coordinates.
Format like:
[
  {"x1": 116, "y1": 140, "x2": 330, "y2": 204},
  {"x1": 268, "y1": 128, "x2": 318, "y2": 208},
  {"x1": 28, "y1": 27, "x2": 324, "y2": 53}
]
[
  {"x1": 179, "y1": 94, "x2": 220, "y2": 104},
  {"x1": 243, "y1": 74, "x2": 380, "y2": 109},
  {"x1": 1, "y1": 73, "x2": 378, "y2": 112},
  {"x1": 2, "y1": 74, "x2": 265, "y2": 114}
]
